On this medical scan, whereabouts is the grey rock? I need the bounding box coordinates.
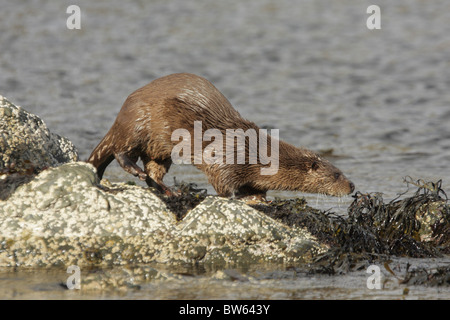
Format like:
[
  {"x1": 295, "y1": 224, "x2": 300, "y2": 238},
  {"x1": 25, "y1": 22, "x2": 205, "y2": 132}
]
[
  {"x1": 0, "y1": 95, "x2": 78, "y2": 173},
  {"x1": 0, "y1": 162, "x2": 327, "y2": 267}
]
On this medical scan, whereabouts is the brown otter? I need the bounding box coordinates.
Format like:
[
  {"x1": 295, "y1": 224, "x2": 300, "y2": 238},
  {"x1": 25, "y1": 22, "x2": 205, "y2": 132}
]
[{"x1": 87, "y1": 73, "x2": 354, "y2": 197}]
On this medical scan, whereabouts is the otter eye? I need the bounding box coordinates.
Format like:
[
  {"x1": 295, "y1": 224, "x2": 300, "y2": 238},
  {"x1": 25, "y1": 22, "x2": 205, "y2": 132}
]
[
  {"x1": 311, "y1": 161, "x2": 319, "y2": 171},
  {"x1": 334, "y1": 172, "x2": 341, "y2": 180}
]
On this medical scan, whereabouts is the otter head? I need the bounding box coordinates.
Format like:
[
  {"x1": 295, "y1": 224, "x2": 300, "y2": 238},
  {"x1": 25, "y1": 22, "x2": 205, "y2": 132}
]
[
  {"x1": 274, "y1": 147, "x2": 355, "y2": 197},
  {"x1": 300, "y1": 155, "x2": 355, "y2": 196}
]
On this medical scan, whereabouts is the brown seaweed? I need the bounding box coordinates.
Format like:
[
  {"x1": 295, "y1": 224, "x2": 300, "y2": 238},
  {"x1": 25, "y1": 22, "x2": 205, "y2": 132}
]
[
  {"x1": 251, "y1": 178, "x2": 450, "y2": 275},
  {"x1": 400, "y1": 264, "x2": 450, "y2": 287},
  {"x1": 157, "y1": 178, "x2": 208, "y2": 221}
]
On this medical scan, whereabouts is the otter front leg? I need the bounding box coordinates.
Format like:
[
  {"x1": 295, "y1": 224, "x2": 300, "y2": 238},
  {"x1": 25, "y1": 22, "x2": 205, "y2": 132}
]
[
  {"x1": 114, "y1": 152, "x2": 147, "y2": 181},
  {"x1": 141, "y1": 156, "x2": 174, "y2": 196}
]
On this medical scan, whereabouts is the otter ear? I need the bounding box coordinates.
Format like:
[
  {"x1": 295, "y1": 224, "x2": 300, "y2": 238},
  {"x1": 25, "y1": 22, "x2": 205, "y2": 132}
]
[{"x1": 311, "y1": 161, "x2": 319, "y2": 171}]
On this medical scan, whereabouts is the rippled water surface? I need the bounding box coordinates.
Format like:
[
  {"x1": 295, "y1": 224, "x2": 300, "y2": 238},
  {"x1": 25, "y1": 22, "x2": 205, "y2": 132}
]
[{"x1": 1, "y1": 0, "x2": 450, "y2": 299}]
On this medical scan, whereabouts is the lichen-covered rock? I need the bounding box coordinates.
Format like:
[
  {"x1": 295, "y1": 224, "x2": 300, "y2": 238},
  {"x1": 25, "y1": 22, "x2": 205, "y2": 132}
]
[
  {"x1": 0, "y1": 95, "x2": 78, "y2": 173},
  {"x1": 0, "y1": 162, "x2": 327, "y2": 267}
]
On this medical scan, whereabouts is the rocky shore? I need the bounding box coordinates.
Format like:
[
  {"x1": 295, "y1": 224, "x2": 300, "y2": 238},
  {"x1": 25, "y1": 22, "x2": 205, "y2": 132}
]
[{"x1": 0, "y1": 95, "x2": 326, "y2": 268}]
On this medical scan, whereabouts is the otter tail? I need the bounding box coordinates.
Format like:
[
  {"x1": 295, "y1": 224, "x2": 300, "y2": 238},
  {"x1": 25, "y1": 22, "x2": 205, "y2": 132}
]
[{"x1": 87, "y1": 133, "x2": 115, "y2": 179}]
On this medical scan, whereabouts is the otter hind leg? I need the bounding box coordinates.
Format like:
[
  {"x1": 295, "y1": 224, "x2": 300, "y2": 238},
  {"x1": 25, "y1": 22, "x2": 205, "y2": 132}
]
[
  {"x1": 95, "y1": 154, "x2": 115, "y2": 180},
  {"x1": 87, "y1": 134, "x2": 116, "y2": 179},
  {"x1": 114, "y1": 152, "x2": 147, "y2": 181}
]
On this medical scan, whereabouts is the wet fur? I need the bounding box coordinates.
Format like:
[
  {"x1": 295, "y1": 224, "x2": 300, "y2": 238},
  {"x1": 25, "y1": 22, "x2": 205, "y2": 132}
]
[{"x1": 88, "y1": 73, "x2": 354, "y2": 197}]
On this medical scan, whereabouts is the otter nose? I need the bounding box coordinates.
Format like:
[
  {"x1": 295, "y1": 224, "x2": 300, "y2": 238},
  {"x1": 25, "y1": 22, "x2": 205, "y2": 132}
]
[{"x1": 349, "y1": 182, "x2": 355, "y2": 193}]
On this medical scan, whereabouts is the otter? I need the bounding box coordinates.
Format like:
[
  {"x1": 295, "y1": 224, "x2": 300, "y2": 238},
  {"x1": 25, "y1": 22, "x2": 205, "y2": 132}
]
[{"x1": 87, "y1": 73, "x2": 354, "y2": 198}]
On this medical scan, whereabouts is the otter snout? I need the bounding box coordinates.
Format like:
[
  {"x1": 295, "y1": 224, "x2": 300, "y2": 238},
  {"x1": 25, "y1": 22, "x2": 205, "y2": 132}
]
[
  {"x1": 330, "y1": 175, "x2": 355, "y2": 196},
  {"x1": 335, "y1": 180, "x2": 354, "y2": 196},
  {"x1": 340, "y1": 178, "x2": 355, "y2": 195},
  {"x1": 349, "y1": 181, "x2": 355, "y2": 193}
]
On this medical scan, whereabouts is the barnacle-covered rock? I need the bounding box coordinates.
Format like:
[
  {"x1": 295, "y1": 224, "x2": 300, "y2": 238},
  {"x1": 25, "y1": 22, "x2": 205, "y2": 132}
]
[
  {"x1": 0, "y1": 95, "x2": 79, "y2": 200},
  {"x1": 0, "y1": 162, "x2": 326, "y2": 267},
  {"x1": 0, "y1": 95, "x2": 78, "y2": 172}
]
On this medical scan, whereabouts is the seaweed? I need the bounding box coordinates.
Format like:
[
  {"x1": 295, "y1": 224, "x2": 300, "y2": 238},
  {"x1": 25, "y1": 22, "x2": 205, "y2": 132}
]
[
  {"x1": 400, "y1": 264, "x2": 450, "y2": 287},
  {"x1": 251, "y1": 178, "x2": 450, "y2": 275},
  {"x1": 157, "y1": 178, "x2": 208, "y2": 221},
  {"x1": 155, "y1": 177, "x2": 449, "y2": 275}
]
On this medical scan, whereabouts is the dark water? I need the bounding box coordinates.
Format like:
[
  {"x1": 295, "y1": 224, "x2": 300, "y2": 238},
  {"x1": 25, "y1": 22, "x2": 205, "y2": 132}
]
[{"x1": 1, "y1": 0, "x2": 450, "y2": 299}]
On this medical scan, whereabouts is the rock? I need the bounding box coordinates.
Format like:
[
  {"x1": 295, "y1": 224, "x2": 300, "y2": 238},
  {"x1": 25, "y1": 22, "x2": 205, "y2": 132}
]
[
  {"x1": 416, "y1": 200, "x2": 450, "y2": 245},
  {"x1": 212, "y1": 269, "x2": 249, "y2": 282},
  {"x1": 0, "y1": 95, "x2": 78, "y2": 173},
  {"x1": 178, "y1": 195, "x2": 325, "y2": 265},
  {"x1": 0, "y1": 95, "x2": 79, "y2": 200},
  {"x1": 0, "y1": 162, "x2": 327, "y2": 267}
]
